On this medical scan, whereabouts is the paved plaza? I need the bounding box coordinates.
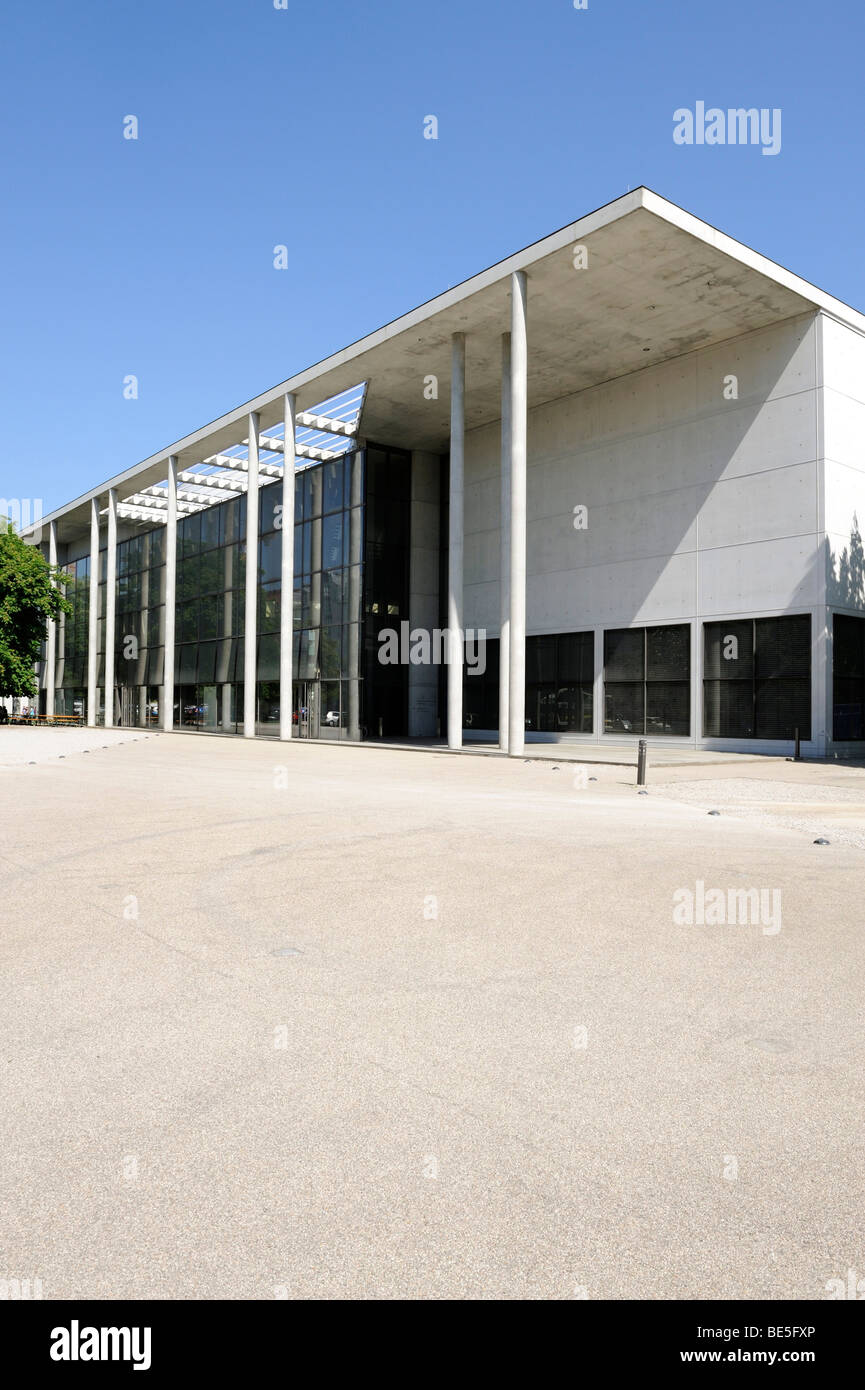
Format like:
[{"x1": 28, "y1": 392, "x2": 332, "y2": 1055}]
[{"x1": 1, "y1": 730, "x2": 863, "y2": 1299}]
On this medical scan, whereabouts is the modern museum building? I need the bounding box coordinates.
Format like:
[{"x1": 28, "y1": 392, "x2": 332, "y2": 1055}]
[{"x1": 23, "y1": 189, "x2": 865, "y2": 758}]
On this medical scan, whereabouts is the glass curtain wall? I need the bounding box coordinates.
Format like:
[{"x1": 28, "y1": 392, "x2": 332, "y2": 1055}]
[
  {"x1": 174, "y1": 496, "x2": 246, "y2": 732},
  {"x1": 114, "y1": 528, "x2": 165, "y2": 726},
  {"x1": 100, "y1": 448, "x2": 367, "y2": 737},
  {"x1": 362, "y1": 446, "x2": 410, "y2": 738},
  {"x1": 54, "y1": 556, "x2": 91, "y2": 719},
  {"x1": 289, "y1": 450, "x2": 364, "y2": 740}
]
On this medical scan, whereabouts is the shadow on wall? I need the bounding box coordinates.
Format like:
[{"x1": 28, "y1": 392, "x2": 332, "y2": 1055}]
[{"x1": 826, "y1": 515, "x2": 865, "y2": 611}]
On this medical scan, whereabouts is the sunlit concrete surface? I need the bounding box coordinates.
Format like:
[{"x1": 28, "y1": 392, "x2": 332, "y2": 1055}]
[
  {"x1": 652, "y1": 768, "x2": 865, "y2": 850},
  {"x1": 1, "y1": 733, "x2": 863, "y2": 1300},
  {"x1": 0, "y1": 726, "x2": 152, "y2": 768}
]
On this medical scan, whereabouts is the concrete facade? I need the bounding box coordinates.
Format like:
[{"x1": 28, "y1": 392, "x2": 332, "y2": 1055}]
[
  {"x1": 25, "y1": 190, "x2": 865, "y2": 758},
  {"x1": 455, "y1": 310, "x2": 865, "y2": 756}
]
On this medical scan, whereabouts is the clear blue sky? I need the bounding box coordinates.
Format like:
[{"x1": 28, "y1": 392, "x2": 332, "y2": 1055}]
[{"x1": 1, "y1": 0, "x2": 862, "y2": 515}]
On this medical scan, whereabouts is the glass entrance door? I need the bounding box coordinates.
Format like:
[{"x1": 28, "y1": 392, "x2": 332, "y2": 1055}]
[
  {"x1": 293, "y1": 681, "x2": 320, "y2": 739},
  {"x1": 120, "y1": 686, "x2": 136, "y2": 727}
]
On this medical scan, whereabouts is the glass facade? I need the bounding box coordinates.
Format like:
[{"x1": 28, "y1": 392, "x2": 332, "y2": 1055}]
[
  {"x1": 174, "y1": 494, "x2": 245, "y2": 732},
  {"x1": 113, "y1": 527, "x2": 165, "y2": 727},
  {"x1": 55, "y1": 555, "x2": 91, "y2": 718},
  {"x1": 290, "y1": 450, "x2": 365, "y2": 739},
  {"x1": 604, "y1": 625, "x2": 690, "y2": 735},
  {"x1": 703, "y1": 616, "x2": 811, "y2": 740},
  {"x1": 36, "y1": 451, "x2": 828, "y2": 751},
  {"x1": 361, "y1": 446, "x2": 410, "y2": 738},
  {"x1": 43, "y1": 446, "x2": 385, "y2": 739},
  {"x1": 832, "y1": 613, "x2": 865, "y2": 741}
]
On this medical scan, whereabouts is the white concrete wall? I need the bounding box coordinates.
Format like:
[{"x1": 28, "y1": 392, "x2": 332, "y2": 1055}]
[
  {"x1": 819, "y1": 314, "x2": 865, "y2": 751},
  {"x1": 822, "y1": 315, "x2": 865, "y2": 613},
  {"x1": 463, "y1": 312, "x2": 827, "y2": 752}
]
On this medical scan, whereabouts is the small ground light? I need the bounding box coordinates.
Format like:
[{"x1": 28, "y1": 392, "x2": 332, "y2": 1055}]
[
  {"x1": 708, "y1": 810, "x2": 721, "y2": 816},
  {"x1": 589, "y1": 776, "x2": 597, "y2": 782},
  {"x1": 638, "y1": 789, "x2": 648, "y2": 795},
  {"x1": 814, "y1": 838, "x2": 830, "y2": 845}
]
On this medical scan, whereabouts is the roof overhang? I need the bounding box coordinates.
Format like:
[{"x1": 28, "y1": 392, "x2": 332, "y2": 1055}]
[{"x1": 27, "y1": 186, "x2": 865, "y2": 547}]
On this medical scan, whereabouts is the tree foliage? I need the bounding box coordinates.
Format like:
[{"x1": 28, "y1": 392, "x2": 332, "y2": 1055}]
[{"x1": 0, "y1": 522, "x2": 72, "y2": 698}]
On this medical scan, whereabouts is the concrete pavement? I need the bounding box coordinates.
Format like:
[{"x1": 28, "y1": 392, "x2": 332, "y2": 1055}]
[{"x1": 1, "y1": 731, "x2": 863, "y2": 1299}]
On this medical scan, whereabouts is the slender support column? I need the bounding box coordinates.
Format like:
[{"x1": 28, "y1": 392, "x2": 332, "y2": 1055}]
[
  {"x1": 499, "y1": 333, "x2": 511, "y2": 752},
  {"x1": 46, "y1": 520, "x2": 57, "y2": 718},
  {"x1": 508, "y1": 271, "x2": 528, "y2": 757},
  {"x1": 137, "y1": 562, "x2": 149, "y2": 725},
  {"x1": 347, "y1": 452, "x2": 362, "y2": 741},
  {"x1": 244, "y1": 412, "x2": 260, "y2": 737},
  {"x1": 104, "y1": 488, "x2": 118, "y2": 728},
  {"x1": 447, "y1": 332, "x2": 465, "y2": 750},
  {"x1": 220, "y1": 542, "x2": 234, "y2": 729},
  {"x1": 280, "y1": 393, "x2": 296, "y2": 741},
  {"x1": 162, "y1": 456, "x2": 178, "y2": 731},
  {"x1": 87, "y1": 499, "x2": 99, "y2": 726}
]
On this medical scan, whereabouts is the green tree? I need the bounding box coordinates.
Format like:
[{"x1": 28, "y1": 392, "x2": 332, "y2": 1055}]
[{"x1": 0, "y1": 521, "x2": 72, "y2": 699}]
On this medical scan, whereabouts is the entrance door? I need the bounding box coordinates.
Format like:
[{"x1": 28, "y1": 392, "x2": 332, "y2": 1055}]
[
  {"x1": 293, "y1": 681, "x2": 308, "y2": 738},
  {"x1": 120, "y1": 686, "x2": 135, "y2": 727},
  {"x1": 292, "y1": 681, "x2": 320, "y2": 738}
]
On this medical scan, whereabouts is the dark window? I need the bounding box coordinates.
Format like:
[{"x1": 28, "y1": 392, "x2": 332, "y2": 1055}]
[
  {"x1": 463, "y1": 637, "x2": 499, "y2": 731},
  {"x1": 463, "y1": 631, "x2": 593, "y2": 734},
  {"x1": 703, "y1": 616, "x2": 811, "y2": 740},
  {"x1": 604, "y1": 625, "x2": 690, "y2": 735},
  {"x1": 259, "y1": 480, "x2": 282, "y2": 534},
  {"x1": 833, "y1": 614, "x2": 865, "y2": 740}
]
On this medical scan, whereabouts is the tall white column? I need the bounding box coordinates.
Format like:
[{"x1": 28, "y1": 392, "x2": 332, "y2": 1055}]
[
  {"x1": 508, "y1": 271, "x2": 528, "y2": 757},
  {"x1": 244, "y1": 411, "x2": 260, "y2": 738},
  {"x1": 104, "y1": 488, "x2": 118, "y2": 728},
  {"x1": 162, "y1": 456, "x2": 178, "y2": 732},
  {"x1": 46, "y1": 520, "x2": 57, "y2": 718},
  {"x1": 347, "y1": 453, "x2": 363, "y2": 741},
  {"x1": 280, "y1": 393, "x2": 296, "y2": 741},
  {"x1": 447, "y1": 332, "x2": 465, "y2": 750},
  {"x1": 137, "y1": 561, "x2": 149, "y2": 726},
  {"x1": 499, "y1": 333, "x2": 511, "y2": 753},
  {"x1": 87, "y1": 499, "x2": 99, "y2": 726}
]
